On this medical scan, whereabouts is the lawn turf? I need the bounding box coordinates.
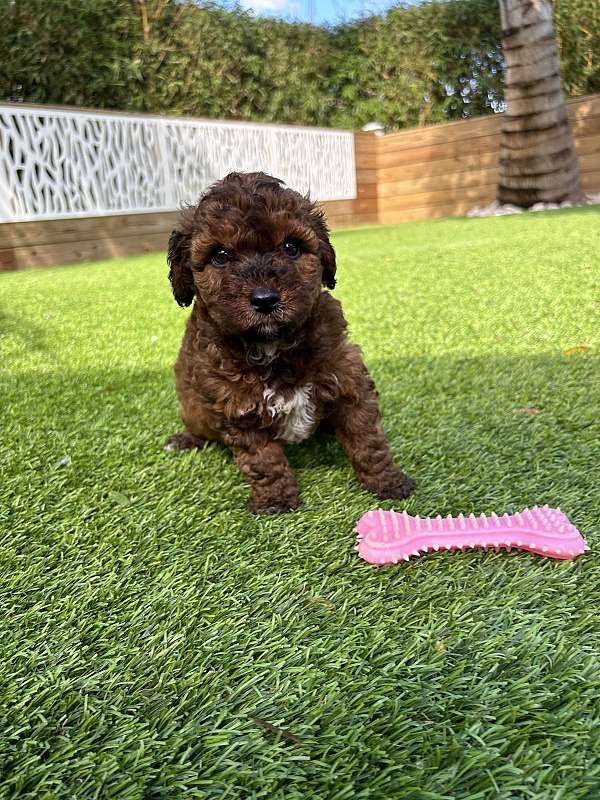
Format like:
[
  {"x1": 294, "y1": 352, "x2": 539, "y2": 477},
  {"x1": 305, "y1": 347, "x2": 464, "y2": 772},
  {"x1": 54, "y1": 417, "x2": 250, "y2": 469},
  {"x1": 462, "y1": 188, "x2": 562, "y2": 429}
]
[{"x1": 1, "y1": 208, "x2": 599, "y2": 799}]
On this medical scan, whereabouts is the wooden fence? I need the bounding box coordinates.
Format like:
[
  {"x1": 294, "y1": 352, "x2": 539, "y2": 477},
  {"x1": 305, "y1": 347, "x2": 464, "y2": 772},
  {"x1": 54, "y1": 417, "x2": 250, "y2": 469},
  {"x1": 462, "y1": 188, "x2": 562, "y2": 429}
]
[
  {"x1": 377, "y1": 94, "x2": 600, "y2": 224},
  {"x1": 1, "y1": 95, "x2": 599, "y2": 271},
  {"x1": 0, "y1": 132, "x2": 373, "y2": 270}
]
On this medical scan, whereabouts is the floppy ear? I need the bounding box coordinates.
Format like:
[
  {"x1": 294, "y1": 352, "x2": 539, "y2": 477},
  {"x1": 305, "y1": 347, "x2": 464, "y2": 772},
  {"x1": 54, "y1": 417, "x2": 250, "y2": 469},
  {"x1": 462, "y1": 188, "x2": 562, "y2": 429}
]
[
  {"x1": 311, "y1": 207, "x2": 337, "y2": 289},
  {"x1": 167, "y1": 230, "x2": 195, "y2": 307},
  {"x1": 319, "y1": 238, "x2": 337, "y2": 290}
]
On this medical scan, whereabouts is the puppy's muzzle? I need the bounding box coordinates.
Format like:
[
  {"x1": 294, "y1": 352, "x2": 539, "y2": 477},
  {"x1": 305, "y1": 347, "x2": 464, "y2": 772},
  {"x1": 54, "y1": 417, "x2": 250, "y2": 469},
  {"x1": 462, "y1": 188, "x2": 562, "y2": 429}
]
[{"x1": 250, "y1": 287, "x2": 280, "y2": 314}]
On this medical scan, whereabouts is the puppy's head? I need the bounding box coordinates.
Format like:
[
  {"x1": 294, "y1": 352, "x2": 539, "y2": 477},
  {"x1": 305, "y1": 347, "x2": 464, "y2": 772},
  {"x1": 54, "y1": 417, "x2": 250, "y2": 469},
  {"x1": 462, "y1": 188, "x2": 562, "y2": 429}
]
[{"x1": 167, "y1": 172, "x2": 336, "y2": 340}]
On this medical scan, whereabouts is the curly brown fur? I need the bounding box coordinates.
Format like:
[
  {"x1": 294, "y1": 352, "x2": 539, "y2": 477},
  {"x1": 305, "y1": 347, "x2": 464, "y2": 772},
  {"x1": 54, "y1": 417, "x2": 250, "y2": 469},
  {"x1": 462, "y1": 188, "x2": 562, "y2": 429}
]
[{"x1": 165, "y1": 171, "x2": 415, "y2": 513}]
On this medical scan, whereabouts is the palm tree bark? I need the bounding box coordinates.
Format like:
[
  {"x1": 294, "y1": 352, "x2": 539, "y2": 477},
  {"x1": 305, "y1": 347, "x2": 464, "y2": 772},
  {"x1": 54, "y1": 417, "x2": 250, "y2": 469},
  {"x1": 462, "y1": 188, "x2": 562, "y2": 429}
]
[{"x1": 497, "y1": 0, "x2": 584, "y2": 206}]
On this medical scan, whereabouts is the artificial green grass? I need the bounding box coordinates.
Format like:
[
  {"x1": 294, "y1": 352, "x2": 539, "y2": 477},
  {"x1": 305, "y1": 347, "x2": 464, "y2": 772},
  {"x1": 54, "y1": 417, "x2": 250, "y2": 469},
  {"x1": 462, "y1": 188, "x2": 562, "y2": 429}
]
[{"x1": 1, "y1": 208, "x2": 599, "y2": 799}]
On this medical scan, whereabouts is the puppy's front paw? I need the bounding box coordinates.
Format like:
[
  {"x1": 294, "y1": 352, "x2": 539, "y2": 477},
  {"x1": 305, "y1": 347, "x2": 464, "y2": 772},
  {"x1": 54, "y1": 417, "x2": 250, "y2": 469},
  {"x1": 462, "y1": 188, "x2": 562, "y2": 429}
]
[
  {"x1": 164, "y1": 431, "x2": 207, "y2": 451},
  {"x1": 362, "y1": 469, "x2": 416, "y2": 501},
  {"x1": 248, "y1": 493, "x2": 301, "y2": 516}
]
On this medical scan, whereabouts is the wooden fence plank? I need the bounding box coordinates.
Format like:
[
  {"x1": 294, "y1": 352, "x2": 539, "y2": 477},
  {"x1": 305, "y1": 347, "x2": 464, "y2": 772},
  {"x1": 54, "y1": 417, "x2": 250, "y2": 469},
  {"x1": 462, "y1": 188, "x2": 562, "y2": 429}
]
[
  {"x1": 571, "y1": 114, "x2": 600, "y2": 139},
  {"x1": 581, "y1": 170, "x2": 600, "y2": 192},
  {"x1": 377, "y1": 113, "x2": 598, "y2": 170},
  {"x1": 378, "y1": 199, "x2": 493, "y2": 225},
  {"x1": 0, "y1": 211, "x2": 178, "y2": 248},
  {"x1": 378, "y1": 160, "x2": 598, "y2": 207},
  {"x1": 579, "y1": 152, "x2": 600, "y2": 172},
  {"x1": 355, "y1": 169, "x2": 378, "y2": 184},
  {"x1": 354, "y1": 135, "x2": 378, "y2": 152},
  {"x1": 356, "y1": 183, "x2": 379, "y2": 200},
  {"x1": 379, "y1": 167, "x2": 499, "y2": 198},
  {"x1": 379, "y1": 116, "x2": 501, "y2": 151},
  {"x1": 0, "y1": 232, "x2": 169, "y2": 271},
  {"x1": 326, "y1": 212, "x2": 379, "y2": 229},
  {"x1": 321, "y1": 198, "x2": 376, "y2": 217},
  {"x1": 378, "y1": 134, "x2": 502, "y2": 169},
  {"x1": 354, "y1": 152, "x2": 378, "y2": 170},
  {"x1": 567, "y1": 95, "x2": 600, "y2": 119},
  {"x1": 575, "y1": 136, "x2": 600, "y2": 158},
  {"x1": 319, "y1": 200, "x2": 357, "y2": 217},
  {"x1": 379, "y1": 184, "x2": 497, "y2": 214},
  {"x1": 378, "y1": 151, "x2": 500, "y2": 183},
  {"x1": 378, "y1": 95, "x2": 599, "y2": 153}
]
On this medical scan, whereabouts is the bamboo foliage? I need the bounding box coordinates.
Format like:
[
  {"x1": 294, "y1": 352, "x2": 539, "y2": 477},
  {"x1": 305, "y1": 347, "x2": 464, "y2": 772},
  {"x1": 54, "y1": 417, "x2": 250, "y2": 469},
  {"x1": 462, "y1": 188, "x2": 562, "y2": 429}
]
[{"x1": 0, "y1": 0, "x2": 598, "y2": 132}]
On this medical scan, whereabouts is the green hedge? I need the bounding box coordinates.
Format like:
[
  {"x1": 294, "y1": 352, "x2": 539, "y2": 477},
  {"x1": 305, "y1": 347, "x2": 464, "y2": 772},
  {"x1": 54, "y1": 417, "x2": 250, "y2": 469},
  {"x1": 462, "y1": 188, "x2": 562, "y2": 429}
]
[{"x1": 1, "y1": 0, "x2": 598, "y2": 130}]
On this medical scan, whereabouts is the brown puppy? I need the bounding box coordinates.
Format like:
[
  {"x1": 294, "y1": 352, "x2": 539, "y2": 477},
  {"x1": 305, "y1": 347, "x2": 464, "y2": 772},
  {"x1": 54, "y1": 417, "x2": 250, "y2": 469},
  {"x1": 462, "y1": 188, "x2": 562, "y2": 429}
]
[{"x1": 165, "y1": 171, "x2": 415, "y2": 514}]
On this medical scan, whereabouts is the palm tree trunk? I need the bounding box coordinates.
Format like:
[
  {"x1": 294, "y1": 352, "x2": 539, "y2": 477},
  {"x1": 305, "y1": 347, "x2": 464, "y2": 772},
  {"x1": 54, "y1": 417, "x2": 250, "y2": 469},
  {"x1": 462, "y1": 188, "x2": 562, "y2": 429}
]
[{"x1": 497, "y1": 0, "x2": 584, "y2": 207}]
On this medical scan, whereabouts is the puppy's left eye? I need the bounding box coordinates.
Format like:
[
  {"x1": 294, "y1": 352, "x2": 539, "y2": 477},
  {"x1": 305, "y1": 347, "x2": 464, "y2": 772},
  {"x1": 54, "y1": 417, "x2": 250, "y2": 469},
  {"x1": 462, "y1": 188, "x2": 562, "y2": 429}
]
[
  {"x1": 210, "y1": 247, "x2": 231, "y2": 267},
  {"x1": 282, "y1": 239, "x2": 300, "y2": 259}
]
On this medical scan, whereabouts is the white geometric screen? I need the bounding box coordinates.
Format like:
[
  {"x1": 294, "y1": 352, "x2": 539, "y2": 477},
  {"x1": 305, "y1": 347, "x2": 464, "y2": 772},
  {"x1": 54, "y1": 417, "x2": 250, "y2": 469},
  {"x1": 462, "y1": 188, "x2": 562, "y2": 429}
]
[{"x1": 0, "y1": 104, "x2": 357, "y2": 222}]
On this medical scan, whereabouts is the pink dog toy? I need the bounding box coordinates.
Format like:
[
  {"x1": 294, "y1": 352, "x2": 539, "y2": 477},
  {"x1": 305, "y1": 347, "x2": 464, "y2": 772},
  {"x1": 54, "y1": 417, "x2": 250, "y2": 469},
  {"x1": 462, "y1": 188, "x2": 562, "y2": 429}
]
[{"x1": 356, "y1": 506, "x2": 588, "y2": 565}]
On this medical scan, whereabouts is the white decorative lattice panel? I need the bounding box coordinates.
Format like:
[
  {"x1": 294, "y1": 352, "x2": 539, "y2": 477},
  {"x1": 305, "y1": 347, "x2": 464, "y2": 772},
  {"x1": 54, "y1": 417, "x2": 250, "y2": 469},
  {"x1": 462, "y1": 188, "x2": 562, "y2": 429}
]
[{"x1": 0, "y1": 105, "x2": 356, "y2": 222}]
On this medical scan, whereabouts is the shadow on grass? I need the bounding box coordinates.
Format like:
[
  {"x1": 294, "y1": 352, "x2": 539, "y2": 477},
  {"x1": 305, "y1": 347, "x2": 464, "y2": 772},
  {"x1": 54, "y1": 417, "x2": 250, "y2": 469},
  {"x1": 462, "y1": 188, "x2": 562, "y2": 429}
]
[
  {"x1": 0, "y1": 305, "x2": 47, "y2": 351},
  {"x1": 4, "y1": 349, "x2": 597, "y2": 517}
]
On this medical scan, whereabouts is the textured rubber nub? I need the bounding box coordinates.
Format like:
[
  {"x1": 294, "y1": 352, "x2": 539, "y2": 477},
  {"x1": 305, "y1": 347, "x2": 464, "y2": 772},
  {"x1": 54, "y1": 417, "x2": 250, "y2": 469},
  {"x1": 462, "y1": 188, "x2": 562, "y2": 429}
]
[{"x1": 355, "y1": 506, "x2": 589, "y2": 565}]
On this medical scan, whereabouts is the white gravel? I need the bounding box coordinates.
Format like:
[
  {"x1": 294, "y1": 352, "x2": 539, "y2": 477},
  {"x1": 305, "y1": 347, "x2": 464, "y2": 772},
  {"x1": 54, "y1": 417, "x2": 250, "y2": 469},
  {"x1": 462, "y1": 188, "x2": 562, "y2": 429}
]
[{"x1": 467, "y1": 193, "x2": 600, "y2": 218}]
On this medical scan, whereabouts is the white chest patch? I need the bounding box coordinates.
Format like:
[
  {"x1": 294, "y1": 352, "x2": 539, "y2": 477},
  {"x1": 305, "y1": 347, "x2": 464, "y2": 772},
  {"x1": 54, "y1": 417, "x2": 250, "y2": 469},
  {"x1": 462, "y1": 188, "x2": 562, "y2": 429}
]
[{"x1": 263, "y1": 384, "x2": 316, "y2": 444}]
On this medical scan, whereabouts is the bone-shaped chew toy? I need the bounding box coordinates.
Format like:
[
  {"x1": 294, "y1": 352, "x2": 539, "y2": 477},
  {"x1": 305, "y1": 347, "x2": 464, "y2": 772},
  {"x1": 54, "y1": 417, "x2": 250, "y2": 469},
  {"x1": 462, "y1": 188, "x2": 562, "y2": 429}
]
[{"x1": 355, "y1": 506, "x2": 588, "y2": 565}]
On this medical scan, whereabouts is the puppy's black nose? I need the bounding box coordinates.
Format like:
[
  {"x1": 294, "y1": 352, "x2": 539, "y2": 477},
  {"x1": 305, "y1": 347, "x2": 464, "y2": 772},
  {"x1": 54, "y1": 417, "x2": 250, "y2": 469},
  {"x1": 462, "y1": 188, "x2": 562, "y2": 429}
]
[{"x1": 250, "y1": 287, "x2": 280, "y2": 313}]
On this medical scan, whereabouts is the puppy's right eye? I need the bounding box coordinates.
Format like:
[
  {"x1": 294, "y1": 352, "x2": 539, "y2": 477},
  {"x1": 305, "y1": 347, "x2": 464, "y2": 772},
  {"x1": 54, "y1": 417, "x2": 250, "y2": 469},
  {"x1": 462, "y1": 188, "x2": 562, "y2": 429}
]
[
  {"x1": 210, "y1": 247, "x2": 231, "y2": 267},
  {"x1": 282, "y1": 239, "x2": 300, "y2": 259}
]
